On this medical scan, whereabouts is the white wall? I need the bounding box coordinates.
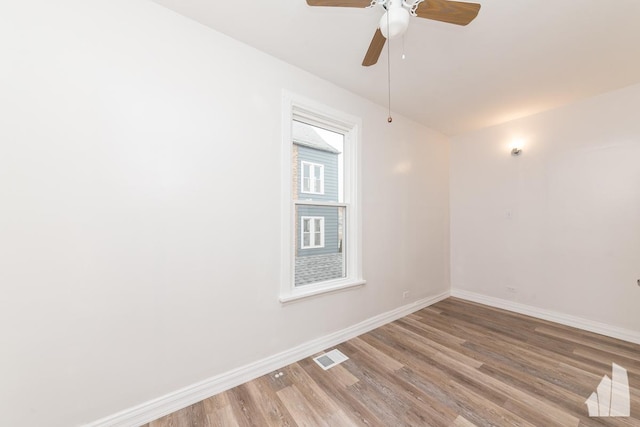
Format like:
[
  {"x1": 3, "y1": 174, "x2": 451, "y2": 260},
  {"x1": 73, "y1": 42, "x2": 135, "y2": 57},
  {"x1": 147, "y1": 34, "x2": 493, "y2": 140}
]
[
  {"x1": 451, "y1": 83, "x2": 640, "y2": 334},
  {"x1": 0, "y1": 1, "x2": 450, "y2": 426}
]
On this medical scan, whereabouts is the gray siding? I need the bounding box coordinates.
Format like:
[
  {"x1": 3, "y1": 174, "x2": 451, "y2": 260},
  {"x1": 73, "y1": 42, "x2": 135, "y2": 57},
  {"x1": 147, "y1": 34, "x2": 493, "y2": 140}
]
[
  {"x1": 297, "y1": 145, "x2": 339, "y2": 202},
  {"x1": 295, "y1": 144, "x2": 341, "y2": 257},
  {"x1": 297, "y1": 205, "x2": 340, "y2": 257}
]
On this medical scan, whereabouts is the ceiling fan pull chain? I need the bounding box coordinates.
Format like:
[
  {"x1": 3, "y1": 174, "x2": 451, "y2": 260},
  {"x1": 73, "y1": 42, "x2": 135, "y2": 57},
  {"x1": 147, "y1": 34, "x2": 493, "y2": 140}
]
[
  {"x1": 387, "y1": 8, "x2": 392, "y2": 123},
  {"x1": 402, "y1": 34, "x2": 406, "y2": 60}
]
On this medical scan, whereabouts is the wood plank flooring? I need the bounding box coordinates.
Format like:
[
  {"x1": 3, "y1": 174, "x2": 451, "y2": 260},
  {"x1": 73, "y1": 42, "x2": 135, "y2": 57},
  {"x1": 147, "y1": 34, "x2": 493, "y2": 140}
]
[{"x1": 143, "y1": 298, "x2": 640, "y2": 426}]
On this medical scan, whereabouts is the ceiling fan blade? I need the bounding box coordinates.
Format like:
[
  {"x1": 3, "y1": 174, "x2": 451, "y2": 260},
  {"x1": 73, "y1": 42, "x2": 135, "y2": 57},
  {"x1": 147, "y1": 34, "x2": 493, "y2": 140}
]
[
  {"x1": 415, "y1": 0, "x2": 481, "y2": 26},
  {"x1": 306, "y1": 0, "x2": 372, "y2": 7},
  {"x1": 362, "y1": 28, "x2": 386, "y2": 66}
]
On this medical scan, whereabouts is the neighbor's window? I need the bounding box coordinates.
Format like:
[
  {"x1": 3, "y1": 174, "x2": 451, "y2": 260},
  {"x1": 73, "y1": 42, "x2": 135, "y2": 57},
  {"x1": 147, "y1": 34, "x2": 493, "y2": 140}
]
[
  {"x1": 301, "y1": 161, "x2": 324, "y2": 194},
  {"x1": 280, "y1": 92, "x2": 364, "y2": 302},
  {"x1": 301, "y1": 216, "x2": 324, "y2": 249}
]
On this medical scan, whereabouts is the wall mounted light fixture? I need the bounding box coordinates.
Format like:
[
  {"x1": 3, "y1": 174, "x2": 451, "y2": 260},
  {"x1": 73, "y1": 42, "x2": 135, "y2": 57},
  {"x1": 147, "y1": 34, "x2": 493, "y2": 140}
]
[{"x1": 510, "y1": 139, "x2": 524, "y2": 156}]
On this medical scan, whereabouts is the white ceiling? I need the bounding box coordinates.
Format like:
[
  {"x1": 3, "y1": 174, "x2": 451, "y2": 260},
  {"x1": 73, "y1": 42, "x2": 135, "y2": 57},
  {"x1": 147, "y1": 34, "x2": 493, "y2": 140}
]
[{"x1": 152, "y1": 0, "x2": 640, "y2": 136}]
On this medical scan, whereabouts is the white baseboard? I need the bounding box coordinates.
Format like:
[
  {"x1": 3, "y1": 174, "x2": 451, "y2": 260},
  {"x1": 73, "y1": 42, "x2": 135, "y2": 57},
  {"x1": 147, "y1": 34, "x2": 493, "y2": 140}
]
[
  {"x1": 451, "y1": 289, "x2": 640, "y2": 345},
  {"x1": 85, "y1": 290, "x2": 450, "y2": 427}
]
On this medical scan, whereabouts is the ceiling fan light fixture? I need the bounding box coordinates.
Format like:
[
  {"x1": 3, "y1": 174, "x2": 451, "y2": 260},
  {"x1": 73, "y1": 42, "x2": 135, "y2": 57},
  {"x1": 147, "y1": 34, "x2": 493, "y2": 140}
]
[
  {"x1": 379, "y1": 7, "x2": 410, "y2": 39},
  {"x1": 306, "y1": 0, "x2": 481, "y2": 67}
]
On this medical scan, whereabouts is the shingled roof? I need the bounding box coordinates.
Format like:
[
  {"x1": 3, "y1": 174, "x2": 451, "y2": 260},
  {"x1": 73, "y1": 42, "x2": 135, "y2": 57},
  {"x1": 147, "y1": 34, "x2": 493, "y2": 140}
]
[{"x1": 292, "y1": 121, "x2": 341, "y2": 154}]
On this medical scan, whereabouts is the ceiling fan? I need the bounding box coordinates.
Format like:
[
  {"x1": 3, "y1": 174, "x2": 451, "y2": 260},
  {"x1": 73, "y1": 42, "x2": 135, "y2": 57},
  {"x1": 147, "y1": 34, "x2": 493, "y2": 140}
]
[{"x1": 306, "y1": 0, "x2": 481, "y2": 66}]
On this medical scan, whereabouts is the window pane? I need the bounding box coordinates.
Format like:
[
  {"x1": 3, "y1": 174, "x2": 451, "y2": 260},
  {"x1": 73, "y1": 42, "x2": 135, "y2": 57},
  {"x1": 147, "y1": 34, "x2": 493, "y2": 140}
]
[
  {"x1": 294, "y1": 205, "x2": 346, "y2": 287},
  {"x1": 291, "y1": 119, "x2": 350, "y2": 289},
  {"x1": 292, "y1": 121, "x2": 341, "y2": 201}
]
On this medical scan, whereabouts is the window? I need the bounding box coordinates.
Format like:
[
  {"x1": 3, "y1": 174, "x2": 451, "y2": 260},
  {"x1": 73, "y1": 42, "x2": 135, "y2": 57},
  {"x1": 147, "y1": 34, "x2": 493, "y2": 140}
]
[
  {"x1": 301, "y1": 217, "x2": 324, "y2": 248},
  {"x1": 280, "y1": 92, "x2": 365, "y2": 303},
  {"x1": 301, "y1": 162, "x2": 324, "y2": 194}
]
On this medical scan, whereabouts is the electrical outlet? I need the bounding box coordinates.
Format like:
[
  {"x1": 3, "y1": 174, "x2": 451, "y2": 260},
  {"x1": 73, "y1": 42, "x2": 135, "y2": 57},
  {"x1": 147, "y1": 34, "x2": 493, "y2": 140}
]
[{"x1": 403, "y1": 291, "x2": 410, "y2": 299}]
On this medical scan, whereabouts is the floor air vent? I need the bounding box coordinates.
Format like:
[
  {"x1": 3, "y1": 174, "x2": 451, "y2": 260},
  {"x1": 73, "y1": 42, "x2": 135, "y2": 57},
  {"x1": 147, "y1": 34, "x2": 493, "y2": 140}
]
[{"x1": 313, "y1": 349, "x2": 349, "y2": 370}]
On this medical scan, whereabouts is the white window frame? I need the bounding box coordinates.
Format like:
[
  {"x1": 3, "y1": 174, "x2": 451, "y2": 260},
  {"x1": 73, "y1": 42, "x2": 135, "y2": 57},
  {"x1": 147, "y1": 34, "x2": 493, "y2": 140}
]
[
  {"x1": 301, "y1": 161, "x2": 324, "y2": 195},
  {"x1": 280, "y1": 91, "x2": 365, "y2": 303},
  {"x1": 300, "y1": 216, "x2": 324, "y2": 249}
]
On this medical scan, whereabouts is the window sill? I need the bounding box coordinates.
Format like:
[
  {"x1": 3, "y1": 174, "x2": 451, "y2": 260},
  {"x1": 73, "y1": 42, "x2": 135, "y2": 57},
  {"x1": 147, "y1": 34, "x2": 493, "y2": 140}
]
[{"x1": 279, "y1": 279, "x2": 366, "y2": 304}]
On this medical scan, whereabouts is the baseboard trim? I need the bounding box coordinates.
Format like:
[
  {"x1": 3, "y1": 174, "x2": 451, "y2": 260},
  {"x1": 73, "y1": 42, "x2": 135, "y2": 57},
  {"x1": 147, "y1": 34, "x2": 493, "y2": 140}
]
[
  {"x1": 450, "y1": 289, "x2": 640, "y2": 345},
  {"x1": 85, "y1": 290, "x2": 449, "y2": 427}
]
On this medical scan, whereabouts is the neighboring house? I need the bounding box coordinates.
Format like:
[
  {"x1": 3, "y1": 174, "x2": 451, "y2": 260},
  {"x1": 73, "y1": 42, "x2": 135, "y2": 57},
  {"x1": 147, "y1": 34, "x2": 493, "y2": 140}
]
[{"x1": 292, "y1": 121, "x2": 344, "y2": 285}]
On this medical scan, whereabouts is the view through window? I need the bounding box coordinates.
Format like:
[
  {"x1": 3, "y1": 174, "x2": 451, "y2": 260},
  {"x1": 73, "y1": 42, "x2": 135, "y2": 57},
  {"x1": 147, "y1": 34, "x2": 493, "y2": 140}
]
[{"x1": 292, "y1": 120, "x2": 346, "y2": 287}]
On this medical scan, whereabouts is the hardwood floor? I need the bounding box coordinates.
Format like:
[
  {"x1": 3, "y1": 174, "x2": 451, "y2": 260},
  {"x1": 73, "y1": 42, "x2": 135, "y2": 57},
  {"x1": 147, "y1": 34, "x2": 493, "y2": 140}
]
[{"x1": 143, "y1": 298, "x2": 640, "y2": 426}]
